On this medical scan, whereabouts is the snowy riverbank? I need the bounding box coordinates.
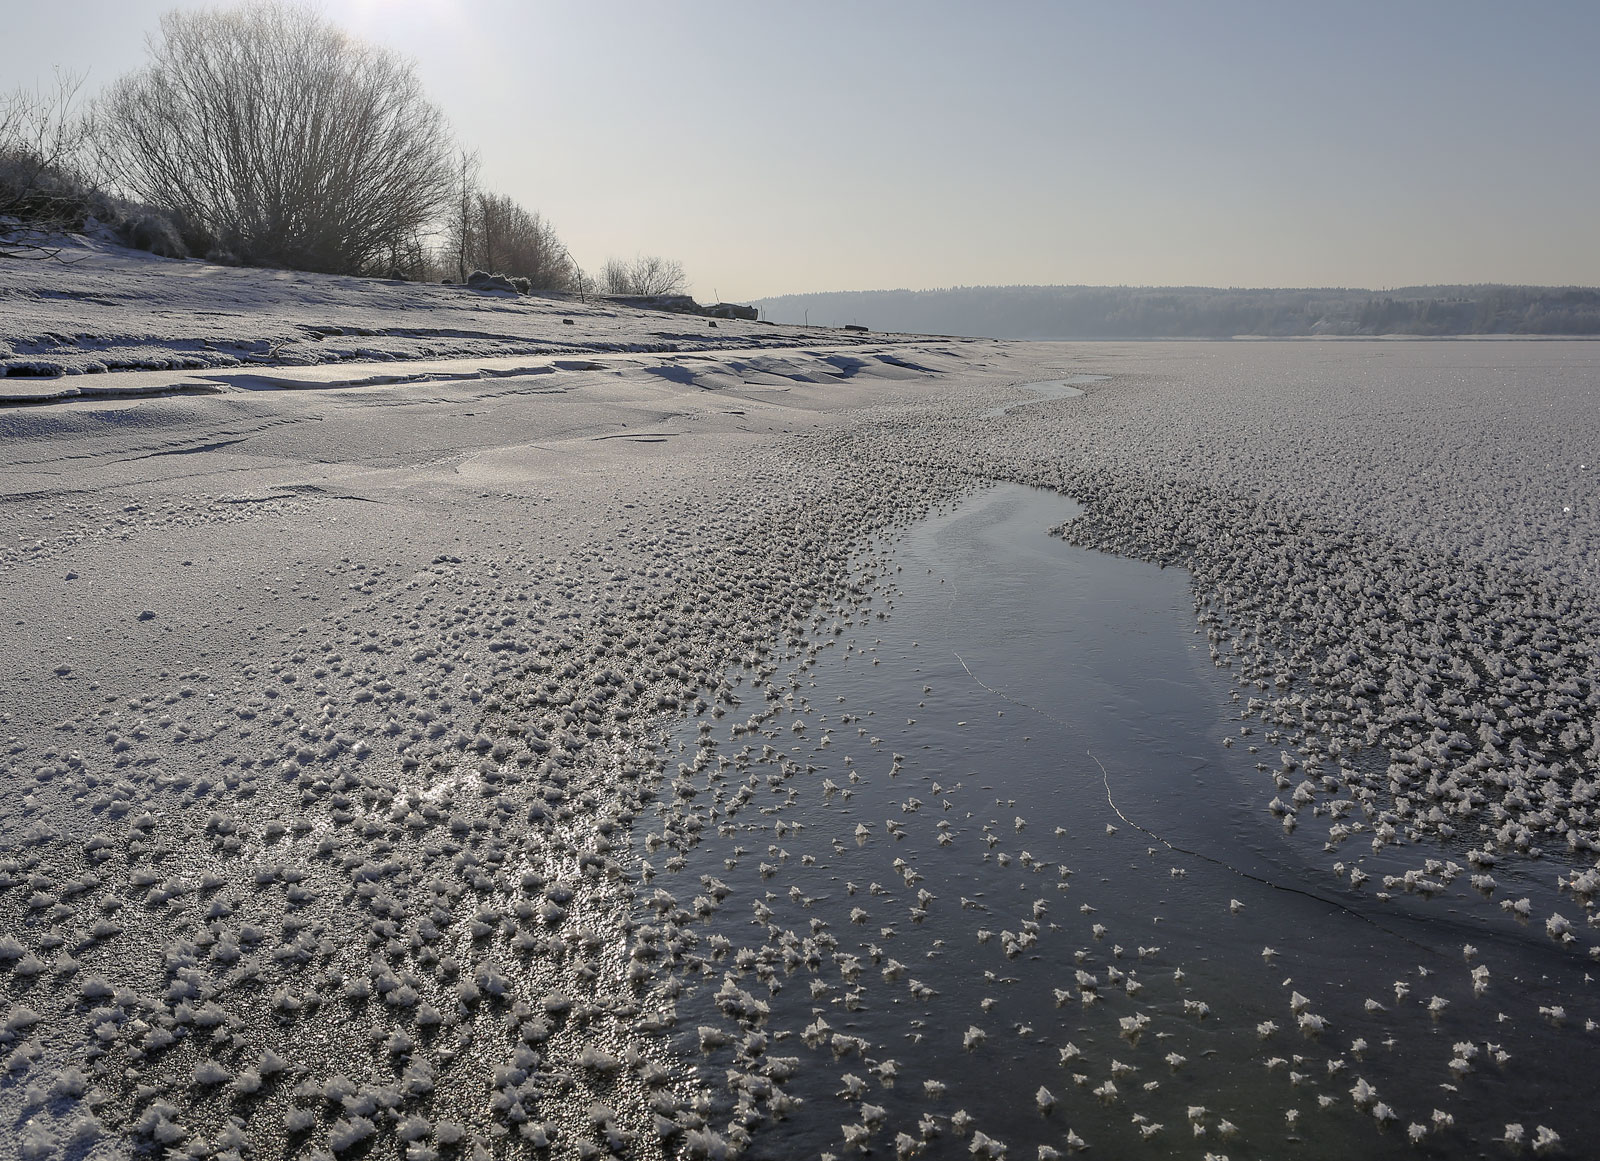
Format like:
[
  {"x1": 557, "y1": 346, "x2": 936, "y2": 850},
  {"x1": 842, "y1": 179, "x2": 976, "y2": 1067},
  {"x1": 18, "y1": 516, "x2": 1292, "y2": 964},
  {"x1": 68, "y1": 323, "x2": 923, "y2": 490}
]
[{"x1": 0, "y1": 237, "x2": 905, "y2": 387}]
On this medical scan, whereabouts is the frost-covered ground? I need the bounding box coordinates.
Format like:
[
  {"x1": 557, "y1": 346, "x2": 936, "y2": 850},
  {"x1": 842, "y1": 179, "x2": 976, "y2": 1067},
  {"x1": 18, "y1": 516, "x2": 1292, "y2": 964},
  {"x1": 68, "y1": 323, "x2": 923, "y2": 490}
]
[
  {"x1": 0, "y1": 238, "x2": 881, "y2": 388},
  {"x1": 0, "y1": 247, "x2": 1012, "y2": 1161},
  {"x1": 2, "y1": 250, "x2": 1598, "y2": 1161}
]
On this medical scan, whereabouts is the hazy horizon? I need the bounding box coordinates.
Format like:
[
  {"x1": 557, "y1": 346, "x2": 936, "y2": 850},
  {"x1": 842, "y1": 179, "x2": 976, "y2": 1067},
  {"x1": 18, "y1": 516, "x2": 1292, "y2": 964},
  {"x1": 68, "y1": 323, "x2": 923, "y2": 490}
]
[
  {"x1": 749, "y1": 283, "x2": 1600, "y2": 338},
  {"x1": 9, "y1": 0, "x2": 1599, "y2": 301},
  {"x1": 755, "y1": 278, "x2": 1600, "y2": 296}
]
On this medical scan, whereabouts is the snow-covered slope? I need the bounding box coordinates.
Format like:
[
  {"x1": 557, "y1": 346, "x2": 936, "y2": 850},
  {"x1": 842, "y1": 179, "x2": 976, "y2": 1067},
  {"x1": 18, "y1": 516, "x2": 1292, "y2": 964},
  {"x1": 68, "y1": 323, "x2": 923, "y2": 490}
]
[{"x1": 0, "y1": 237, "x2": 882, "y2": 383}]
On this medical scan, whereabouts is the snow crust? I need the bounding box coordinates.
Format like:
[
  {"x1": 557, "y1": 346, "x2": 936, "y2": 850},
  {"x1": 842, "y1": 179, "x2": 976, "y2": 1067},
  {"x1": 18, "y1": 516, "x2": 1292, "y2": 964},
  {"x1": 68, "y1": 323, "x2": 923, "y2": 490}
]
[{"x1": 0, "y1": 236, "x2": 876, "y2": 383}]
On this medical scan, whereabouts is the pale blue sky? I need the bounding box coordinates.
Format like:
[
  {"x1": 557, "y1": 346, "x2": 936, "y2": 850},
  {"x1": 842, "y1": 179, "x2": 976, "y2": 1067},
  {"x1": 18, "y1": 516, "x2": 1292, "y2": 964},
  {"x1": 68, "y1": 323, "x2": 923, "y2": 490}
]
[{"x1": 8, "y1": 1, "x2": 1598, "y2": 300}]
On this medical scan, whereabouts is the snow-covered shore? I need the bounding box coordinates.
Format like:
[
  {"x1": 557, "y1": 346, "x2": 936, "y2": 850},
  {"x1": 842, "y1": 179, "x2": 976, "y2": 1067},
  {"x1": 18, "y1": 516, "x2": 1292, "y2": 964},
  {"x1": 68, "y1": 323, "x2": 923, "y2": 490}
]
[{"x1": 0, "y1": 239, "x2": 896, "y2": 386}]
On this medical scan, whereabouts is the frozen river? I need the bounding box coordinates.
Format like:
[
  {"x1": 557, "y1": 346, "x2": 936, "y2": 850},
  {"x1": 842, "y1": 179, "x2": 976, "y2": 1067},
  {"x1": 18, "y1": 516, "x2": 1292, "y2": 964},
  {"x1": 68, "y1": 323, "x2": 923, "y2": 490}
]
[
  {"x1": 652, "y1": 476, "x2": 1599, "y2": 1159},
  {"x1": 1, "y1": 327, "x2": 1596, "y2": 1160}
]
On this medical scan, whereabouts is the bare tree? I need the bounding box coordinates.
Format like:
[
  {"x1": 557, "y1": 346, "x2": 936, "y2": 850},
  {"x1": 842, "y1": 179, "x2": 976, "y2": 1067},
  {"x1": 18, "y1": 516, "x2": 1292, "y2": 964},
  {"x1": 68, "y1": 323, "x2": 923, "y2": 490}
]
[
  {"x1": 629, "y1": 255, "x2": 687, "y2": 296},
  {"x1": 0, "y1": 70, "x2": 94, "y2": 259},
  {"x1": 444, "y1": 180, "x2": 575, "y2": 291},
  {"x1": 448, "y1": 148, "x2": 481, "y2": 282},
  {"x1": 600, "y1": 257, "x2": 634, "y2": 295},
  {"x1": 601, "y1": 255, "x2": 687, "y2": 297},
  {"x1": 469, "y1": 193, "x2": 573, "y2": 290},
  {"x1": 96, "y1": 4, "x2": 454, "y2": 274}
]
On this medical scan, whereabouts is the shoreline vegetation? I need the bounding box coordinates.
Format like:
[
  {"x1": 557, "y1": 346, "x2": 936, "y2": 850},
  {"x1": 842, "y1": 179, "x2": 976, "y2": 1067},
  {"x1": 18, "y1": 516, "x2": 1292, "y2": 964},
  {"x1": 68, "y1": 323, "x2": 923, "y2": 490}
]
[
  {"x1": 755, "y1": 283, "x2": 1600, "y2": 339},
  {"x1": 1, "y1": 5, "x2": 693, "y2": 304}
]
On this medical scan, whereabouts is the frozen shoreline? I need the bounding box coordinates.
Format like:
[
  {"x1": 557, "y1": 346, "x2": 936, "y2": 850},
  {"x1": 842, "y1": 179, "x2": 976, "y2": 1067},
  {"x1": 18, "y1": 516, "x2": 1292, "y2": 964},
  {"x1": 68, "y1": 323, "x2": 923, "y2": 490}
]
[
  {"x1": 0, "y1": 283, "x2": 1028, "y2": 1159},
  {"x1": 2, "y1": 249, "x2": 1598, "y2": 1160}
]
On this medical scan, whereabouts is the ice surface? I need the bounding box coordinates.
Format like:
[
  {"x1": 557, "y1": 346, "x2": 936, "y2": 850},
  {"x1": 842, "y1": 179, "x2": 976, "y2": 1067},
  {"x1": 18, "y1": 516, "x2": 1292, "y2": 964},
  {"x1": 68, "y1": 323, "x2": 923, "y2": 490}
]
[{"x1": 2, "y1": 248, "x2": 1598, "y2": 1160}]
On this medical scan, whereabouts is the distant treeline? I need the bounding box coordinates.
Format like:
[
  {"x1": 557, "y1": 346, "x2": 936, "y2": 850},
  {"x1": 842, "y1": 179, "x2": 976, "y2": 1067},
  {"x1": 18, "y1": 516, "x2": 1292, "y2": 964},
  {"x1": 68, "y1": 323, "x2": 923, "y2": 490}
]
[{"x1": 754, "y1": 285, "x2": 1600, "y2": 338}]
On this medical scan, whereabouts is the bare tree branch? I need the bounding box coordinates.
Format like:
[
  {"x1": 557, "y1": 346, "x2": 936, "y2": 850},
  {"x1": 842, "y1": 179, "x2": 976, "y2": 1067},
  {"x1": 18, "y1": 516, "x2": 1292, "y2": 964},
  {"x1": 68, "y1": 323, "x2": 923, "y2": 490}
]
[
  {"x1": 601, "y1": 255, "x2": 688, "y2": 297},
  {"x1": 0, "y1": 69, "x2": 94, "y2": 260}
]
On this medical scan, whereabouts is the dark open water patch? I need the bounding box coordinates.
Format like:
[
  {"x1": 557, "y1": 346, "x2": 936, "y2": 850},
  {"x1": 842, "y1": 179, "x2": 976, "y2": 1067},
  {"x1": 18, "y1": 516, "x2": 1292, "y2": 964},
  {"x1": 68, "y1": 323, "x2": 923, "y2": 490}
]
[{"x1": 640, "y1": 484, "x2": 1597, "y2": 1160}]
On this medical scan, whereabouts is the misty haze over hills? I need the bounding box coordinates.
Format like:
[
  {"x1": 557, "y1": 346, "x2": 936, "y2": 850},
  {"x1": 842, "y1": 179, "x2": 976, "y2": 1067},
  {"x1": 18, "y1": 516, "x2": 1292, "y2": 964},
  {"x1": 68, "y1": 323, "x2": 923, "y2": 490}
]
[{"x1": 753, "y1": 285, "x2": 1600, "y2": 339}]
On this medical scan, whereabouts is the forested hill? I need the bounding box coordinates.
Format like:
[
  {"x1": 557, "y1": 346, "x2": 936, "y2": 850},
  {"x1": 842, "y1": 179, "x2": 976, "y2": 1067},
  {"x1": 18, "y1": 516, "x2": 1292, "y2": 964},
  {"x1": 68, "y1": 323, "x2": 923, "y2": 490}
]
[{"x1": 752, "y1": 285, "x2": 1600, "y2": 338}]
